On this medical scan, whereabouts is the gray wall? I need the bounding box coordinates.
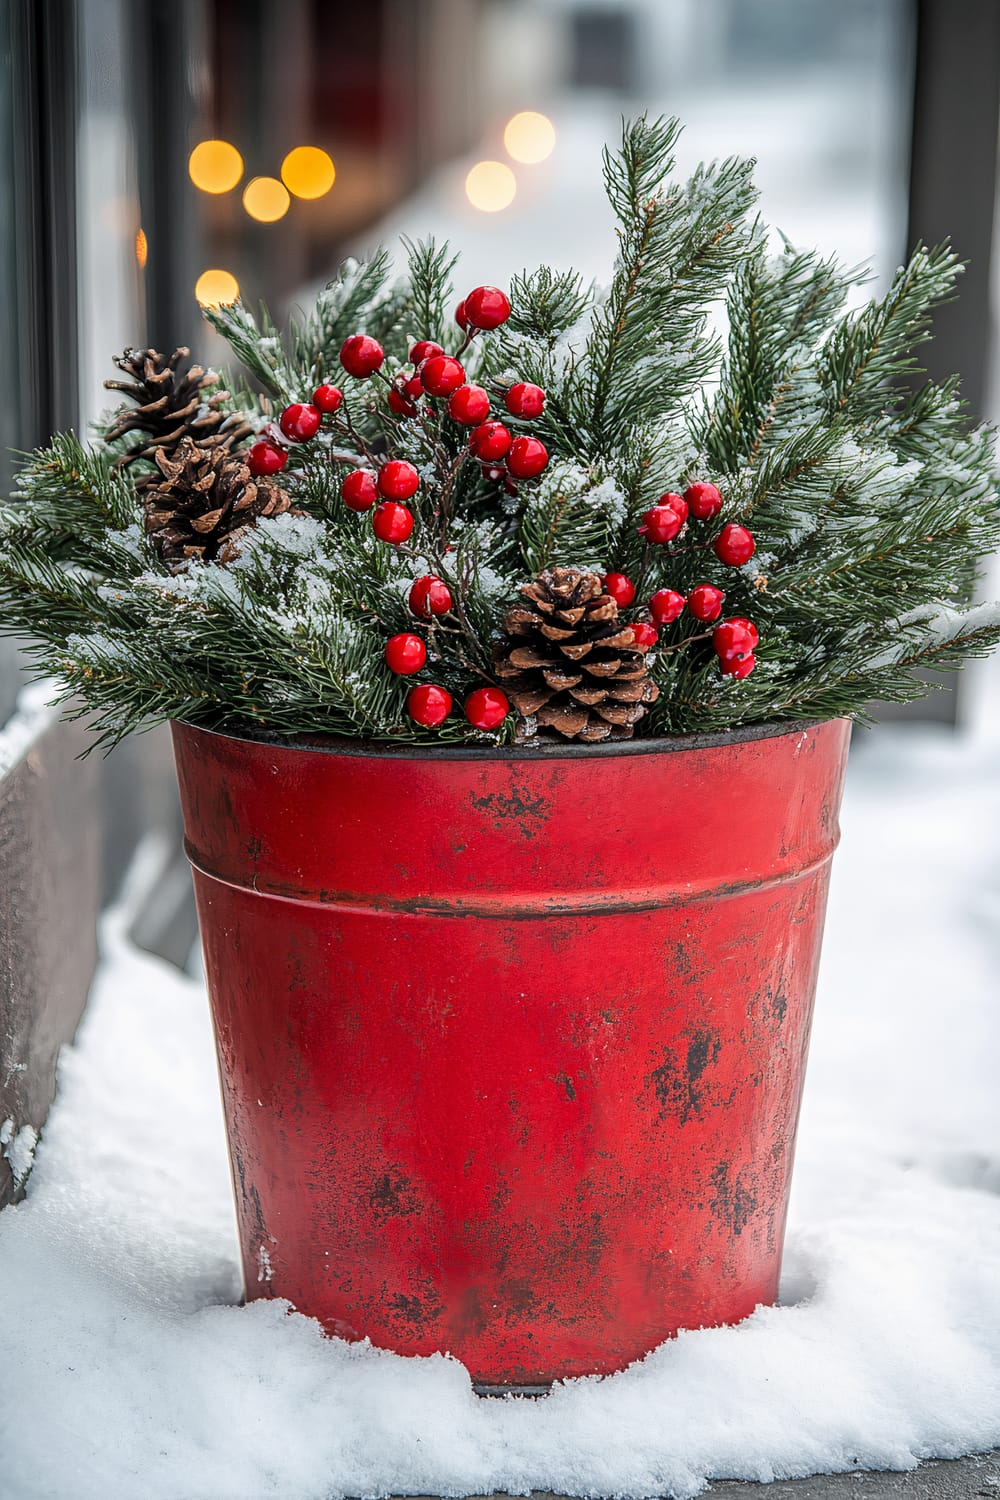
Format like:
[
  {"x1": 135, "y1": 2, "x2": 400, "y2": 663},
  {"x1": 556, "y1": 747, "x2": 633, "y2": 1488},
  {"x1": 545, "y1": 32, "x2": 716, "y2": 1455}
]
[
  {"x1": 0, "y1": 702, "x2": 100, "y2": 1206},
  {"x1": 0, "y1": 675, "x2": 187, "y2": 1207}
]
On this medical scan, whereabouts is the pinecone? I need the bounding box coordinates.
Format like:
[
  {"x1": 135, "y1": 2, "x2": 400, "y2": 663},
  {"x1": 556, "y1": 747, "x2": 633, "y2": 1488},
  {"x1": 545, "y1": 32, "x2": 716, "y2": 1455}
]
[
  {"x1": 493, "y1": 566, "x2": 659, "y2": 743},
  {"x1": 143, "y1": 440, "x2": 293, "y2": 572},
  {"x1": 104, "y1": 347, "x2": 254, "y2": 487}
]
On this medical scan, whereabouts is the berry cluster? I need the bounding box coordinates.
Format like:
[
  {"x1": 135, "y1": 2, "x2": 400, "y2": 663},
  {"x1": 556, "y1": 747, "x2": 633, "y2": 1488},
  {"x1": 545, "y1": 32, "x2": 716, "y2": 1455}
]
[
  {"x1": 382, "y1": 573, "x2": 509, "y2": 730},
  {"x1": 246, "y1": 284, "x2": 560, "y2": 733},
  {"x1": 246, "y1": 301, "x2": 760, "y2": 733},
  {"x1": 606, "y1": 481, "x2": 761, "y2": 678},
  {"x1": 638, "y1": 482, "x2": 756, "y2": 568}
]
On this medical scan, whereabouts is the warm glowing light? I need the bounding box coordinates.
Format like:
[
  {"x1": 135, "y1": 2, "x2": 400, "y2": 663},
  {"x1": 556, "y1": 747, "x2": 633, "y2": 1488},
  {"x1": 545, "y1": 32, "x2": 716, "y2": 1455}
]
[
  {"x1": 195, "y1": 268, "x2": 240, "y2": 307},
  {"x1": 135, "y1": 227, "x2": 148, "y2": 268},
  {"x1": 503, "y1": 111, "x2": 556, "y2": 165},
  {"x1": 242, "y1": 175, "x2": 291, "y2": 222},
  {"x1": 465, "y1": 160, "x2": 516, "y2": 213},
  {"x1": 281, "y1": 146, "x2": 336, "y2": 199},
  {"x1": 188, "y1": 139, "x2": 244, "y2": 194}
]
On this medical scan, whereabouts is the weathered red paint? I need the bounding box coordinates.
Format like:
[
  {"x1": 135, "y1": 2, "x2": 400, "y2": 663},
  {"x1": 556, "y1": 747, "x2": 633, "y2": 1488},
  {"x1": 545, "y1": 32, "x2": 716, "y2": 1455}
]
[{"x1": 171, "y1": 716, "x2": 850, "y2": 1390}]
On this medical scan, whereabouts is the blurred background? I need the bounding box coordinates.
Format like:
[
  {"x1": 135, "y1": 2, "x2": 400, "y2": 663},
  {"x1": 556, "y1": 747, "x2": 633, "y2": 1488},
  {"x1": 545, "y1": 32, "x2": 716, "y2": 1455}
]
[{"x1": 2, "y1": 0, "x2": 1000, "y2": 1201}]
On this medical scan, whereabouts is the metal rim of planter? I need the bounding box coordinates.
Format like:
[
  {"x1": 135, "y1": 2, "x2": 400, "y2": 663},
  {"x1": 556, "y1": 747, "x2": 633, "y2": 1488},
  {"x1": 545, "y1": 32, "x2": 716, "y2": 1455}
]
[{"x1": 176, "y1": 715, "x2": 832, "y2": 762}]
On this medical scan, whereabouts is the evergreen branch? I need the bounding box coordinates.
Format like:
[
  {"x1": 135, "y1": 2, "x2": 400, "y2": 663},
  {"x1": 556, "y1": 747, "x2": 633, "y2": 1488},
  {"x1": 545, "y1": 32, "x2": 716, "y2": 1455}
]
[
  {"x1": 402, "y1": 238, "x2": 461, "y2": 348},
  {"x1": 202, "y1": 302, "x2": 301, "y2": 402},
  {"x1": 819, "y1": 242, "x2": 961, "y2": 417},
  {"x1": 698, "y1": 241, "x2": 858, "y2": 470},
  {"x1": 291, "y1": 252, "x2": 412, "y2": 383},
  {"x1": 584, "y1": 116, "x2": 757, "y2": 455},
  {"x1": 503, "y1": 266, "x2": 592, "y2": 345},
  {"x1": 10, "y1": 433, "x2": 140, "y2": 534},
  {"x1": 0, "y1": 548, "x2": 141, "y2": 641},
  {"x1": 2, "y1": 120, "x2": 998, "y2": 749}
]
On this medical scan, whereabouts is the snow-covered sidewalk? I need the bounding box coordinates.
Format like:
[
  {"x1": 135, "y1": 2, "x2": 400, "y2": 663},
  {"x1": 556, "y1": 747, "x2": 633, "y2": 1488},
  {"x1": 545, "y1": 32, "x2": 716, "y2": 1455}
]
[{"x1": 2, "y1": 724, "x2": 1000, "y2": 1500}]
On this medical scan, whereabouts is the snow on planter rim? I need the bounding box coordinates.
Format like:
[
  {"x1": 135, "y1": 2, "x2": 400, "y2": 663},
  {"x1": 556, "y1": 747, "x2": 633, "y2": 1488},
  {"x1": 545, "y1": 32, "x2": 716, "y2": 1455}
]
[{"x1": 2, "y1": 727, "x2": 1000, "y2": 1500}]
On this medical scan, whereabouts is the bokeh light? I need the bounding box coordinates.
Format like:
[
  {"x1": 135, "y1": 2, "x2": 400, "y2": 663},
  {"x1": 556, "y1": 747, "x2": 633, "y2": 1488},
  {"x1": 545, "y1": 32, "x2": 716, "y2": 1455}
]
[
  {"x1": 465, "y1": 160, "x2": 517, "y2": 213},
  {"x1": 503, "y1": 111, "x2": 556, "y2": 165},
  {"x1": 281, "y1": 146, "x2": 336, "y2": 200},
  {"x1": 135, "y1": 228, "x2": 148, "y2": 268},
  {"x1": 194, "y1": 268, "x2": 240, "y2": 307},
  {"x1": 188, "y1": 139, "x2": 244, "y2": 194},
  {"x1": 242, "y1": 176, "x2": 291, "y2": 222}
]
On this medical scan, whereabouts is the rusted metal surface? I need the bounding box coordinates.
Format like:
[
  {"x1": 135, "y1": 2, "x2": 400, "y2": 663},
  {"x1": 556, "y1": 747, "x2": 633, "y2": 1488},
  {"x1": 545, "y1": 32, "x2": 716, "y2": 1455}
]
[{"x1": 172, "y1": 717, "x2": 851, "y2": 1389}]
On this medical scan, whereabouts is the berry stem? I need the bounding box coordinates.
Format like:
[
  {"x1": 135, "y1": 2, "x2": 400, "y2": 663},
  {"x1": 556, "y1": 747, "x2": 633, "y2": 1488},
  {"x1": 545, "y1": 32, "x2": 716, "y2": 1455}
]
[
  {"x1": 654, "y1": 626, "x2": 716, "y2": 657},
  {"x1": 435, "y1": 450, "x2": 468, "y2": 547},
  {"x1": 395, "y1": 396, "x2": 452, "y2": 478},
  {"x1": 662, "y1": 539, "x2": 714, "y2": 557},
  {"x1": 426, "y1": 618, "x2": 494, "y2": 682},
  {"x1": 634, "y1": 540, "x2": 653, "y2": 599},
  {"x1": 329, "y1": 395, "x2": 380, "y2": 468},
  {"x1": 432, "y1": 555, "x2": 491, "y2": 673},
  {"x1": 453, "y1": 328, "x2": 477, "y2": 361}
]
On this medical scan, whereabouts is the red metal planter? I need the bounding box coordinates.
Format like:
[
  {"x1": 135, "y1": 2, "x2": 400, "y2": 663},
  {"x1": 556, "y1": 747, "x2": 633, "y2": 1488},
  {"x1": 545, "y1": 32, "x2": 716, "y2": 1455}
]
[{"x1": 171, "y1": 716, "x2": 850, "y2": 1391}]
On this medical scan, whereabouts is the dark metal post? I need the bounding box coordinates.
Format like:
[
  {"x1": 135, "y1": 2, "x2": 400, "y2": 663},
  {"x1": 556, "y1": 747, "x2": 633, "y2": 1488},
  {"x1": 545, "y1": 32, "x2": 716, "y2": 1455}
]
[
  {"x1": 126, "y1": 0, "x2": 203, "y2": 352},
  {"x1": 3, "y1": 0, "x2": 79, "y2": 456},
  {"x1": 877, "y1": 0, "x2": 1000, "y2": 726},
  {"x1": 907, "y1": 0, "x2": 1000, "y2": 419}
]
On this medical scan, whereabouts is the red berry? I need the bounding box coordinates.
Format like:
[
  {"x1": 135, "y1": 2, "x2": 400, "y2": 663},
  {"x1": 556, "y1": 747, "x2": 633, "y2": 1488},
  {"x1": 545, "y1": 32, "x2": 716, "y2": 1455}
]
[
  {"x1": 630, "y1": 622, "x2": 659, "y2": 650},
  {"x1": 714, "y1": 524, "x2": 756, "y2": 567},
  {"x1": 404, "y1": 375, "x2": 424, "y2": 399},
  {"x1": 312, "y1": 384, "x2": 343, "y2": 413},
  {"x1": 463, "y1": 285, "x2": 511, "y2": 331},
  {"x1": 504, "y1": 382, "x2": 545, "y2": 419},
  {"x1": 603, "y1": 572, "x2": 636, "y2": 608},
  {"x1": 384, "y1": 632, "x2": 427, "y2": 675},
  {"x1": 409, "y1": 575, "x2": 453, "y2": 618},
  {"x1": 407, "y1": 683, "x2": 452, "y2": 727},
  {"x1": 713, "y1": 617, "x2": 760, "y2": 660},
  {"x1": 372, "y1": 501, "x2": 414, "y2": 544},
  {"x1": 339, "y1": 334, "x2": 385, "y2": 379},
  {"x1": 448, "y1": 384, "x2": 491, "y2": 425},
  {"x1": 506, "y1": 435, "x2": 548, "y2": 479},
  {"x1": 377, "y1": 460, "x2": 420, "y2": 501},
  {"x1": 660, "y1": 491, "x2": 689, "y2": 525},
  {"x1": 342, "y1": 469, "x2": 378, "y2": 512},
  {"x1": 388, "y1": 386, "x2": 417, "y2": 417},
  {"x1": 454, "y1": 300, "x2": 469, "y2": 329},
  {"x1": 684, "y1": 481, "x2": 723, "y2": 521},
  {"x1": 480, "y1": 462, "x2": 507, "y2": 483},
  {"x1": 419, "y1": 354, "x2": 466, "y2": 397},
  {"x1": 279, "y1": 403, "x2": 322, "y2": 443},
  {"x1": 720, "y1": 652, "x2": 757, "y2": 679},
  {"x1": 638, "y1": 504, "x2": 684, "y2": 544},
  {"x1": 688, "y1": 584, "x2": 726, "y2": 622},
  {"x1": 248, "y1": 440, "x2": 288, "y2": 477},
  {"x1": 464, "y1": 686, "x2": 509, "y2": 730},
  {"x1": 469, "y1": 421, "x2": 512, "y2": 461},
  {"x1": 409, "y1": 340, "x2": 443, "y2": 366},
  {"x1": 649, "y1": 588, "x2": 686, "y2": 625}
]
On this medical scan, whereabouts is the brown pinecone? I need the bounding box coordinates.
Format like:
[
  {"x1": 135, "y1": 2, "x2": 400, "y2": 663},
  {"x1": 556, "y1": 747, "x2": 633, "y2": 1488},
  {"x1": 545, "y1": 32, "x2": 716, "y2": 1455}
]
[
  {"x1": 143, "y1": 439, "x2": 293, "y2": 572},
  {"x1": 104, "y1": 347, "x2": 254, "y2": 487},
  {"x1": 493, "y1": 566, "x2": 659, "y2": 743}
]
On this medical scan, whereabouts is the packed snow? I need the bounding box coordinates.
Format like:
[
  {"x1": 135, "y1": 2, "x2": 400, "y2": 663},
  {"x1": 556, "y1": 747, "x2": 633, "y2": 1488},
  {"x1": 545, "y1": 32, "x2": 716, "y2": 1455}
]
[
  {"x1": 0, "y1": 1119, "x2": 38, "y2": 1190},
  {"x1": 0, "y1": 680, "x2": 56, "y2": 778},
  {"x1": 2, "y1": 717, "x2": 1000, "y2": 1500}
]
